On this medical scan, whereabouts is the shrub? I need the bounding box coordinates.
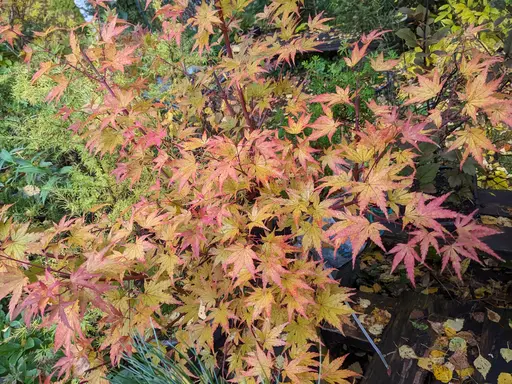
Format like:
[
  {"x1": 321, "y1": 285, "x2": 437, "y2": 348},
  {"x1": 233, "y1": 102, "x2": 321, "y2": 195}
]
[{"x1": 0, "y1": 0, "x2": 510, "y2": 383}]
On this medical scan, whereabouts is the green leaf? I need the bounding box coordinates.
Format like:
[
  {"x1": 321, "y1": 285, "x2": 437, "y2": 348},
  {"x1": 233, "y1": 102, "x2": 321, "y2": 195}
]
[{"x1": 417, "y1": 163, "x2": 440, "y2": 186}]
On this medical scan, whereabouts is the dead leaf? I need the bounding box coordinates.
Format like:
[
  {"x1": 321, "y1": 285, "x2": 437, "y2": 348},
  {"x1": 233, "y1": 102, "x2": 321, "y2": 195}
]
[
  {"x1": 500, "y1": 347, "x2": 512, "y2": 363},
  {"x1": 421, "y1": 287, "x2": 439, "y2": 295},
  {"x1": 429, "y1": 321, "x2": 445, "y2": 335},
  {"x1": 487, "y1": 308, "x2": 501, "y2": 323},
  {"x1": 498, "y1": 372, "x2": 512, "y2": 384},
  {"x1": 430, "y1": 350, "x2": 446, "y2": 365},
  {"x1": 456, "y1": 366, "x2": 474, "y2": 379},
  {"x1": 358, "y1": 298, "x2": 371, "y2": 309},
  {"x1": 472, "y1": 312, "x2": 485, "y2": 323},
  {"x1": 448, "y1": 337, "x2": 467, "y2": 352},
  {"x1": 444, "y1": 318, "x2": 464, "y2": 332},
  {"x1": 359, "y1": 285, "x2": 374, "y2": 293},
  {"x1": 474, "y1": 354, "x2": 491, "y2": 379},
  {"x1": 449, "y1": 350, "x2": 470, "y2": 370},
  {"x1": 418, "y1": 357, "x2": 433, "y2": 371},
  {"x1": 399, "y1": 345, "x2": 418, "y2": 359},
  {"x1": 372, "y1": 283, "x2": 382, "y2": 293},
  {"x1": 369, "y1": 323, "x2": 384, "y2": 336},
  {"x1": 433, "y1": 364, "x2": 453, "y2": 383}
]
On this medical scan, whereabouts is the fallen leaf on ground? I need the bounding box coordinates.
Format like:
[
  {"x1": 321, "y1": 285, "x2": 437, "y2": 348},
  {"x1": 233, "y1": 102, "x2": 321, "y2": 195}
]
[
  {"x1": 456, "y1": 366, "x2": 474, "y2": 379},
  {"x1": 418, "y1": 357, "x2": 433, "y2": 371},
  {"x1": 421, "y1": 287, "x2": 438, "y2": 294},
  {"x1": 410, "y1": 320, "x2": 429, "y2": 331},
  {"x1": 474, "y1": 354, "x2": 491, "y2": 379},
  {"x1": 433, "y1": 364, "x2": 453, "y2": 383},
  {"x1": 472, "y1": 312, "x2": 485, "y2": 323},
  {"x1": 448, "y1": 337, "x2": 467, "y2": 352},
  {"x1": 399, "y1": 345, "x2": 418, "y2": 359},
  {"x1": 430, "y1": 350, "x2": 446, "y2": 364},
  {"x1": 449, "y1": 350, "x2": 470, "y2": 370},
  {"x1": 444, "y1": 318, "x2": 464, "y2": 332},
  {"x1": 358, "y1": 298, "x2": 371, "y2": 309},
  {"x1": 487, "y1": 308, "x2": 501, "y2": 323},
  {"x1": 500, "y1": 347, "x2": 512, "y2": 363},
  {"x1": 359, "y1": 285, "x2": 374, "y2": 293},
  {"x1": 429, "y1": 321, "x2": 445, "y2": 335},
  {"x1": 498, "y1": 372, "x2": 512, "y2": 384}
]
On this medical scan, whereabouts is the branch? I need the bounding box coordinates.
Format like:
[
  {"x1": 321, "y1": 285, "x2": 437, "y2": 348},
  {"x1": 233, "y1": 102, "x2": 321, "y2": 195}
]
[{"x1": 214, "y1": 0, "x2": 256, "y2": 130}]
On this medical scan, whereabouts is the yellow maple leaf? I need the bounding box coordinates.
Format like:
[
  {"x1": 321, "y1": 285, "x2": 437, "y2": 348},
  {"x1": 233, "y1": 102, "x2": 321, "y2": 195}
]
[
  {"x1": 403, "y1": 69, "x2": 445, "y2": 105},
  {"x1": 447, "y1": 127, "x2": 496, "y2": 168}
]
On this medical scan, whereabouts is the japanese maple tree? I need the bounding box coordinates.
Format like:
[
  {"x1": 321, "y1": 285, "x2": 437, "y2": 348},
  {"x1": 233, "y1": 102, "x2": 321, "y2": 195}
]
[{"x1": 0, "y1": 0, "x2": 510, "y2": 382}]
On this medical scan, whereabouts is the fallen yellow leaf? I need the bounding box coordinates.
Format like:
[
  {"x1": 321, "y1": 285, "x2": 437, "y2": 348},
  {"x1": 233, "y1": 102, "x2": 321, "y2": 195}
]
[
  {"x1": 421, "y1": 287, "x2": 439, "y2": 295},
  {"x1": 359, "y1": 285, "x2": 374, "y2": 293},
  {"x1": 498, "y1": 372, "x2": 512, "y2": 384},
  {"x1": 433, "y1": 364, "x2": 453, "y2": 383},
  {"x1": 456, "y1": 366, "x2": 474, "y2": 379}
]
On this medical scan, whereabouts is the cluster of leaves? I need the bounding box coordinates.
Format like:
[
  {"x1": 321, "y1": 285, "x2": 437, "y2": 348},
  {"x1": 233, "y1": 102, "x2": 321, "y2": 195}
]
[{"x1": 0, "y1": 0, "x2": 510, "y2": 382}]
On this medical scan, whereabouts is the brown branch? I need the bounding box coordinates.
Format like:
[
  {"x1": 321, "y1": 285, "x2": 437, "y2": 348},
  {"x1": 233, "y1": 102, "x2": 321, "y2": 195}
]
[{"x1": 214, "y1": 0, "x2": 256, "y2": 130}]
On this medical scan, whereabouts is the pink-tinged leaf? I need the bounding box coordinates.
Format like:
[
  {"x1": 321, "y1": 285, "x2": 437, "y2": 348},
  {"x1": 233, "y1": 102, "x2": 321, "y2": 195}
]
[
  {"x1": 403, "y1": 193, "x2": 457, "y2": 233},
  {"x1": 223, "y1": 243, "x2": 259, "y2": 278},
  {"x1": 400, "y1": 120, "x2": 437, "y2": 149},
  {"x1": 31, "y1": 61, "x2": 53, "y2": 84},
  {"x1": 389, "y1": 243, "x2": 422, "y2": 286},
  {"x1": 45, "y1": 75, "x2": 70, "y2": 103},
  {"x1": 23, "y1": 45, "x2": 33, "y2": 64},
  {"x1": 440, "y1": 244, "x2": 476, "y2": 279},
  {"x1": 326, "y1": 212, "x2": 388, "y2": 265},
  {"x1": 410, "y1": 229, "x2": 442, "y2": 261}
]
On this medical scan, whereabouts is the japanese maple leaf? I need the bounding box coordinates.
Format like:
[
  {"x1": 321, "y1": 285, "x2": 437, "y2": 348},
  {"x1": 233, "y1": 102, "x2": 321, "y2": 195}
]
[
  {"x1": 255, "y1": 320, "x2": 287, "y2": 351},
  {"x1": 307, "y1": 12, "x2": 332, "y2": 31},
  {"x1": 191, "y1": 2, "x2": 220, "y2": 34},
  {"x1": 440, "y1": 243, "x2": 477, "y2": 279},
  {"x1": 246, "y1": 288, "x2": 274, "y2": 320},
  {"x1": 370, "y1": 52, "x2": 399, "y2": 72},
  {"x1": 0, "y1": 266, "x2": 28, "y2": 319},
  {"x1": 403, "y1": 193, "x2": 456, "y2": 233},
  {"x1": 344, "y1": 41, "x2": 370, "y2": 68},
  {"x1": 410, "y1": 229, "x2": 442, "y2": 261},
  {"x1": 283, "y1": 354, "x2": 315, "y2": 383},
  {"x1": 243, "y1": 347, "x2": 273, "y2": 382},
  {"x1": 223, "y1": 243, "x2": 259, "y2": 278},
  {"x1": 31, "y1": 61, "x2": 53, "y2": 84},
  {"x1": 447, "y1": 127, "x2": 496, "y2": 168},
  {"x1": 45, "y1": 75, "x2": 69, "y2": 103},
  {"x1": 325, "y1": 213, "x2": 388, "y2": 263},
  {"x1": 284, "y1": 114, "x2": 311, "y2": 135},
  {"x1": 389, "y1": 242, "x2": 423, "y2": 286},
  {"x1": 257, "y1": 253, "x2": 289, "y2": 287},
  {"x1": 321, "y1": 354, "x2": 359, "y2": 384},
  {"x1": 101, "y1": 16, "x2": 129, "y2": 43},
  {"x1": 403, "y1": 69, "x2": 445, "y2": 105},
  {"x1": 350, "y1": 161, "x2": 399, "y2": 214},
  {"x1": 458, "y1": 70, "x2": 500, "y2": 121},
  {"x1": 308, "y1": 106, "x2": 340, "y2": 141},
  {"x1": 453, "y1": 211, "x2": 501, "y2": 261},
  {"x1": 315, "y1": 285, "x2": 353, "y2": 329},
  {"x1": 209, "y1": 301, "x2": 237, "y2": 333},
  {"x1": 400, "y1": 120, "x2": 437, "y2": 150},
  {"x1": 0, "y1": 24, "x2": 22, "y2": 47},
  {"x1": 311, "y1": 86, "x2": 352, "y2": 106},
  {"x1": 297, "y1": 221, "x2": 325, "y2": 256}
]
